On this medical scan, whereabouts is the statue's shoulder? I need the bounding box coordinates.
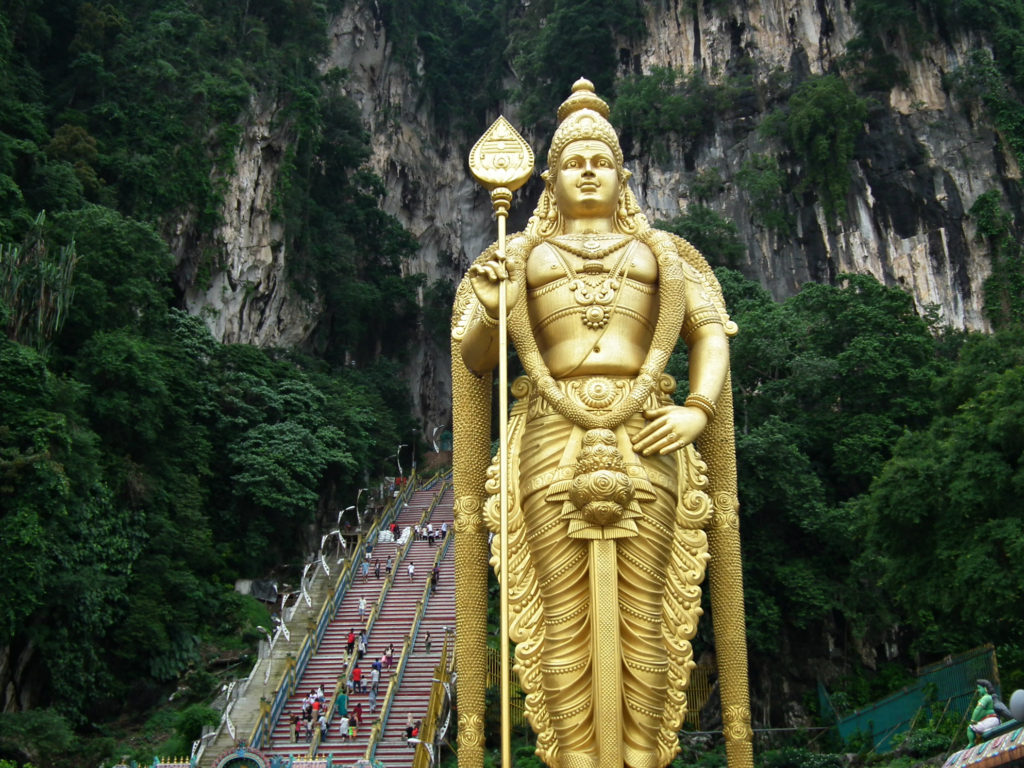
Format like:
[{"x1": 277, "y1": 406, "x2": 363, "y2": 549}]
[
  {"x1": 508, "y1": 232, "x2": 551, "y2": 271},
  {"x1": 508, "y1": 232, "x2": 537, "y2": 254},
  {"x1": 470, "y1": 232, "x2": 538, "y2": 260},
  {"x1": 645, "y1": 227, "x2": 714, "y2": 280},
  {"x1": 646, "y1": 227, "x2": 738, "y2": 334}
]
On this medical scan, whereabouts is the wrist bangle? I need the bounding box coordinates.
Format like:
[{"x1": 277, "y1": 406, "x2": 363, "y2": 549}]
[
  {"x1": 476, "y1": 305, "x2": 498, "y2": 328},
  {"x1": 684, "y1": 393, "x2": 716, "y2": 420}
]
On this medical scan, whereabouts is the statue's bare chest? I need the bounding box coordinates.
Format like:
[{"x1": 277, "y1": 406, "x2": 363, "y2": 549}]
[{"x1": 525, "y1": 238, "x2": 658, "y2": 290}]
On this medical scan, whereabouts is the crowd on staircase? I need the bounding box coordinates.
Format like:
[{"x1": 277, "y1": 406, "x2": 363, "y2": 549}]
[{"x1": 262, "y1": 481, "x2": 456, "y2": 768}]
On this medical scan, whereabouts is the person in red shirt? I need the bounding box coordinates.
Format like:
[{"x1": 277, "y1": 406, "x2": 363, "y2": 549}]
[{"x1": 353, "y1": 666, "x2": 363, "y2": 693}]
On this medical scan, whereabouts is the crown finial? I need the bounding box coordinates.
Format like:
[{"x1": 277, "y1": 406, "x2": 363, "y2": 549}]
[{"x1": 557, "y1": 77, "x2": 611, "y2": 123}]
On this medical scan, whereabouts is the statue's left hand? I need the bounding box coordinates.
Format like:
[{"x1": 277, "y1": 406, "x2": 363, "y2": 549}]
[{"x1": 632, "y1": 405, "x2": 708, "y2": 456}]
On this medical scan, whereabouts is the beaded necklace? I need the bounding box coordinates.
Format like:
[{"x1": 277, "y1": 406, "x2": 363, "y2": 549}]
[{"x1": 551, "y1": 233, "x2": 631, "y2": 260}]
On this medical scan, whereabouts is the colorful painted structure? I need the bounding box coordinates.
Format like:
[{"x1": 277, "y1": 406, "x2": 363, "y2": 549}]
[
  {"x1": 209, "y1": 744, "x2": 271, "y2": 768},
  {"x1": 942, "y1": 727, "x2": 1024, "y2": 768}
]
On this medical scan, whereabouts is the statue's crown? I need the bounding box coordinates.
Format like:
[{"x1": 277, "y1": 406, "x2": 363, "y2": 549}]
[
  {"x1": 548, "y1": 78, "x2": 623, "y2": 173},
  {"x1": 557, "y1": 78, "x2": 611, "y2": 122}
]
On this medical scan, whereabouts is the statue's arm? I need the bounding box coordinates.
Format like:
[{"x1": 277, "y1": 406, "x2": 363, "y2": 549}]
[
  {"x1": 682, "y1": 261, "x2": 729, "y2": 407},
  {"x1": 456, "y1": 238, "x2": 527, "y2": 377},
  {"x1": 459, "y1": 302, "x2": 500, "y2": 376},
  {"x1": 684, "y1": 323, "x2": 730, "y2": 407},
  {"x1": 633, "y1": 264, "x2": 729, "y2": 456}
]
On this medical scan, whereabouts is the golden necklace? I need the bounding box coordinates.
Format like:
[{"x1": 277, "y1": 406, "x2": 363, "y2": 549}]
[
  {"x1": 552, "y1": 233, "x2": 630, "y2": 260},
  {"x1": 551, "y1": 240, "x2": 636, "y2": 329}
]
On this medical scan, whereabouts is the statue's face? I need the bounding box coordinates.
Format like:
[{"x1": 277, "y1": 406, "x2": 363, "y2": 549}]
[{"x1": 553, "y1": 139, "x2": 620, "y2": 220}]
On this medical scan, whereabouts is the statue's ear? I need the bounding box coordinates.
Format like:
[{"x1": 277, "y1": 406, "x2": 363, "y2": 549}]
[
  {"x1": 541, "y1": 169, "x2": 551, "y2": 183},
  {"x1": 621, "y1": 168, "x2": 632, "y2": 183}
]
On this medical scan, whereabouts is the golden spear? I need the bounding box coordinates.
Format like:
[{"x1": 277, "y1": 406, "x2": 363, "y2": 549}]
[{"x1": 468, "y1": 116, "x2": 534, "y2": 767}]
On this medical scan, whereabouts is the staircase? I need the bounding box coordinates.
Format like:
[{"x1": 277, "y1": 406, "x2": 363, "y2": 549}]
[
  {"x1": 260, "y1": 483, "x2": 455, "y2": 768},
  {"x1": 372, "y1": 495, "x2": 455, "y2": 768}
]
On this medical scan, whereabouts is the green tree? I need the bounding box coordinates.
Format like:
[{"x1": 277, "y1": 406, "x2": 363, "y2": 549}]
[
  {"x1": 279, "y1": 88, "x2": 422, "y2": 365},
  {"x1": 380, "y1": 0, "x2": 508, "y2": 133},
  {"x1": 969, "y1": 189, "x2": 1024, "y2": 328},
  {"x1": 611, "y1": 67, "x2": 723, "y2": 160},
  {"x1": 1, "y1": 213, "x2": 78, "y2": 351},
  {"x1": 47, "y1": 205, "x2": 171, "y2": 349},
  {"x1": 735, "y1": 153, "x2": 792, "y2": 233},
  {"x1": 855, "y1": 328, "x2": 1024, "y2": 659},
  {"x1": 657, "y1": 206, "x2": 746, "y2": 267},
  {"x1": 681, "y1": 270, "x2": 946, "y2": 659},
  {"x1": 0, "y1": 338, "x2": 137, "y2": 716},
  {"x1": 762, "y1": 75, "x2": 869, "y2": 222},
  {"x1": 510, "y1": 0, "x2": 646, "y2": 132}
]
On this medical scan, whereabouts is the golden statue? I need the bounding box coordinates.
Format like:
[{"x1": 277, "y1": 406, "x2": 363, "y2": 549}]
[{"x1": 451, "y1": 79, "x2": 753, "y2": 768}]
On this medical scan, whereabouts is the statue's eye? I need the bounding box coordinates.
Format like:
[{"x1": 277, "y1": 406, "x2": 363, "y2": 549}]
[{"x1": 565, "y1": 159, "x2": 579, "y2": 168}]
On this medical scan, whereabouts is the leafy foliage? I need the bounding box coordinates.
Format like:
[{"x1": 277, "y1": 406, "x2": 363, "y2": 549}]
[
  {"x1": 950, "y1": 50, "x2": 1024, "y2": 169},
  {"x1": 611, "y1": 67, "x2": 729, "y2": 160},
  {"x1": 843, "y1": 0, "x2": 924, "y2": 90},
  {"x1": 0, "y1": 213, "x2": 78, "y2": 350},
  {"x1": 969, "y1": 189, "x2": 1024, "y2": 328},
  {"x1": 850, "y1": 0, "x2": 1024, "y2": 169},
  {"x1": 509, "y1": 0, "x2": 646, "y2": 133},
  {"x1": 657, "y1": 206, "x2": 747, "y2": 267},
  {"x1": 736, "y1": 153, "x2": 792, "y2": 233},
  {"x1": 762, "y1": 75, "x2": 869, "y2": 222},
  {"x1": 854, "y1": 328, "x2": 1024, "y2": 658},
  {"x1": 688, "y1": 168, "x2": 725, "y2": 203},
  {"x1": 278, "y1": 88, "x2": 422, "y2": 364},
  {"x1": 760, "y1": 747, "x2": 844, "y2": 768},
  {"x1": 0, "y1": 709, "x2": 78, "y2": 768},
  {"x1": 669, "y1": 270, "x2": 947, "y2": 658},
  {"x1": 379, "y1": 0, "x2": 509, "y2": 133}
]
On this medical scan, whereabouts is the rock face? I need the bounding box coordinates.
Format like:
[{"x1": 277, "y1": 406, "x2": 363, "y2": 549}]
[
  {"x1": 176, "y1": 0, "x2": 1013, "y2": 428},
  {"x1": 630, "y1": 0, "x2": 1008, "y2": 332},
  {"x1": 172, "y1": 98, "x2": 321, "y2": 347},
  {"x1": 319, "y1": 2, "x2": 492, "y2": 426}
]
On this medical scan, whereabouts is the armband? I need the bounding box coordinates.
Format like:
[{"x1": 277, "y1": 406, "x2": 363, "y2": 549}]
[{"x1": 681, "y1": 305, "x2": 724, "y2": 342}]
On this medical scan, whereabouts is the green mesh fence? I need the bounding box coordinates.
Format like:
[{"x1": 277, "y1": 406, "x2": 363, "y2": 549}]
[{"x1": 819, "y1": 645, "x2": 999, "y2": 752}]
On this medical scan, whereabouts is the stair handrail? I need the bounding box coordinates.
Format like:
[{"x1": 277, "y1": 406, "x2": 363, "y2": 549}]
[
  {"x1": 249, "y1": 479, "x2": 414, "y2": 748},
  {"x1": 412, "y1": 627, "x2": 456, "y2": 768},
  {"x1": 306, "y1": 532, "x2": 406, "y2": 756},
  {"x1": 362, "y1": 632, "x2": 415, "y2": 760},
  {"x1": 365, "y1": 528, "x2": 454, "y2": 762},
  {"x1": 303, "y1": 483, "x2": 436, "y2": 754},
  {"x1": 417, "y1": 467, "x2": 447, "y2": 491}
]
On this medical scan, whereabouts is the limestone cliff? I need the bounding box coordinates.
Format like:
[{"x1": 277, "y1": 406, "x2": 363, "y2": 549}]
[
  {"x1": 631, "y1": 0, "x2": 1007, "y2": 331},
  {"x1": 173, "y1": 98, "x2": 321, "y2": 348},
  {"x1": 176, "y1": 0, "x2": 1013, "y2": 428}
]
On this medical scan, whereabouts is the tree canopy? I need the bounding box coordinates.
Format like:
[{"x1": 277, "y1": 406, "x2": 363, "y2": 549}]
[{"x1": 0, "y1": 1, "x2": 422, "y2": 760}]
